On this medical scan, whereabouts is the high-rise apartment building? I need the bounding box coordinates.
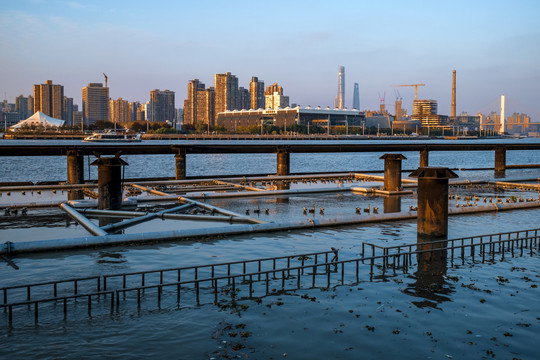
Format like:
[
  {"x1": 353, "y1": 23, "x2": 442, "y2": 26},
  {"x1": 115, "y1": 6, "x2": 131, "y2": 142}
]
[
  {"x1": 264, "y1": 83, "x2": 283, "y2": 96},
  {"x1": 82, "y1": 83, "x2": 109, "y2": 126},
  {"x1": 109, "y1": 98, "x2": 130, "y2": 124},
  {"x1": 149, "y1": 89, "x2": 175, "y2": 123},
  {"x1": 128, "y1": 101, "x2": 140, "y2": 122},
  {"x1": 15, "y1": 95, "x2": 31, "y2": 120},
  {"x1": 63, "y1": 97, "x2": 74, "y2": 125},
  {"x1": 352, "y1": 83, "x2": 359, "y2": 110},
  {"x1": 33, "y1": 80, "x2": 64, "y2": 119},
  {"x1": 214, "y1": 72, "x2": 239, "y2": 114},
  {"x1": 334, "y1": 66, "x2": 345, "y2": 109},
  {"x1": 183, "y1": 79, "x2": 215, "y2": 126},
  {"x1": 265, "y1": 92, "x2": 290, "y2": 109},
  {"x1": 237, "y1": 87, "x2": 250, "y2": 110},
  {"x1": 249, "y1": 76, "x2": 265, "y2": 110}
]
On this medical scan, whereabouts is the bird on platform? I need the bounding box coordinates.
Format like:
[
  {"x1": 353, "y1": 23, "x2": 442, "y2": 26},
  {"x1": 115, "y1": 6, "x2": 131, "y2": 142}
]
[
  {"x1": 4, "y1": 208, "x2": 10, "y2": 216},
  {"x1": 11, "y1": 208, "x2": 18, "y2": 215},
  {"x1": 52, "y1": 190, "x2": 57, "y2": 194},
  {"x1": 36, "y1": 190, "x2": 41, "y2": 195},
  {"x1": 21, "y1": 207, "x2": 27, "y2": 215},
  {"x1": 356, "y1": 207, "x2": 361, "y2": 214},
  {"x1": 246, "y1": 209, "x2": 250, "y2": 215},
  {"x1": 364, "y1": 205, "x2": 370, "y2": 214},
  {"x1": 6, "y1": 192, "x2": 10, "y2": 196},
  {"x1": 265, "y1": 208, "x2": 270, "y2": 215},
  {"x1": 319, "y1": 207, "x2": 324, "y2": 215},
  {"x1": 21, "y1": 191, "x2": 25, "y2": 195},
  {"x1": 308, "y1": 205, "x2": 315, "y2": 214},
  {"x1": 303, "y1": 207, "x2": 307, "y2": 215},
  {"x1": 254, "y1": 206, "x2": 260, "y2": 215},
  {"x1": 373, "y1": 207, "x2": 378, "y2": 214}
]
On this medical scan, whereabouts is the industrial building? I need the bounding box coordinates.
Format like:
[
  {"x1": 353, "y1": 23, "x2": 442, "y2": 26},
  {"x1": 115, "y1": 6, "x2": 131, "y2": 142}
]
[{"x1": 216, "y1": 107, "x2": 364, "y2": 132}]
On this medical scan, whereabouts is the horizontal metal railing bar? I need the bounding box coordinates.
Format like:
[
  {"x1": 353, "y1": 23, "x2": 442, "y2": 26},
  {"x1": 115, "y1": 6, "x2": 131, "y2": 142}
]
[
  {"x1": 0, "y1": 275, "x2": 100, "y2": 292},
  {"x1": 102, "y1": 250, "x2": 337, "y2": 281},
  {"x1": 0, "y1": 290, "x2": 114, "y2": 308},
  {"x1": 363, "y1": 228, "x2": 540, "y2": 251}
]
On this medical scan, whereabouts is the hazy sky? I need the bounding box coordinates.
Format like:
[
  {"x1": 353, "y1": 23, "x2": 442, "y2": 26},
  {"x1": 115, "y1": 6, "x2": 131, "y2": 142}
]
[{"x1": 1, "y1": 0, "x2": 539, "y2": 120}]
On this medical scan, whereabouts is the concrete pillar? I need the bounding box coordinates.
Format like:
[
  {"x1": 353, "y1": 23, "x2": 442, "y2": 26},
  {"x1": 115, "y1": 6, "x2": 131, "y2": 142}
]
[
  {"x1": 420, "y1": 148, "x2": 429, "y2": 167},
  {"x1": 276, "y1": 149, "x2": 290, "y2": 176},
  {"x1": 380, "y1": 153, "x2": 406, "y2": 191},
  {"x1": 91, "y1": 156, "x2": 128, "y2": 210},
  {"x1": 175, "y1": 148, "x2": 187, "y2": 180},
  {"x1": 494, "y1": 147, "x2": 506, "y2": 174},
  {"x1": 409, "y1": 167, "x2": 458, "y2": 241},
  {"x1": 67, "y1": 151, "x2": 84, "y2": 200}
]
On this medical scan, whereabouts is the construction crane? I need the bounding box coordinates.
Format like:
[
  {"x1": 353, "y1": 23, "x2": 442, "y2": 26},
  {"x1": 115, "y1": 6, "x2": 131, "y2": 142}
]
[{"x1": 392, "y1": 84, "x2": 425, "y2": 100}]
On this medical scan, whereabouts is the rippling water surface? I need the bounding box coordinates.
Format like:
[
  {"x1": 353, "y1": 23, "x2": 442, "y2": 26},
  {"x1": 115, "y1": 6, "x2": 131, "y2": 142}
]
[{"x1": 1, "y1": 139, "x2": 539, "y2": 359}]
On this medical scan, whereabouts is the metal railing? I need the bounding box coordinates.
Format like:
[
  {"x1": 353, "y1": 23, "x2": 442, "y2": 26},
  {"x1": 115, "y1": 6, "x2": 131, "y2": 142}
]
[{"x1": 2, "y1": 228, "x2": 539, "y2": 326}]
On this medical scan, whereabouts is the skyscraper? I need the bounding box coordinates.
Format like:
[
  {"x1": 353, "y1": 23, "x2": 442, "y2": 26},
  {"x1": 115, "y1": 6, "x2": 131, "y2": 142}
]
[
  {"x1": 15, "y1": 95, "x2": 31, "y2": 120},
  {"x1": 63, "y1": 96, "x2": 73, "y2": 125},
  {"x1": 352, "y1": 83, "x2": 360, "y2": 110},
  {"x1": 82, "y1": 83, "x2": 108, "y2": 126},
  {"x1": 214, "y1": 72, "x2": 239, "y2": 114},
  {"x1": 150, "y1": 89, "x2": 175, "y2": 122},
  {"x1": 249, "y1": 76, "x2": 265, "y2": 110},
  {"x1": 334, "y1": 66, "x2": 345, "y2": 109},
  {"x1": 183, "y1": 79, "x2": 215, "y2": 126},
  {"x1": 33, "y1": 80, "x2": 64, "y2": 119}
]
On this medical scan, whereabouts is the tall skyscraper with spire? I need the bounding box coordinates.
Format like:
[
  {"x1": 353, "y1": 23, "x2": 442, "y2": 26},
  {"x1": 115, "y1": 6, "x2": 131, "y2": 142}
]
[
  {"x1": 352, "y1": 82, "x2": 360, "y2": 110},
  {"x1": 334, "y1": 66, "x2": 345, "y2": 109}
]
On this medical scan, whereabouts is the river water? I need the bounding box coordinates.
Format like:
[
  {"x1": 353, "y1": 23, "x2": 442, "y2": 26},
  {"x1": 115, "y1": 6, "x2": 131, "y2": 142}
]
[{"x1": 1, "y1": 138, "x2": 540, "y2": 359}]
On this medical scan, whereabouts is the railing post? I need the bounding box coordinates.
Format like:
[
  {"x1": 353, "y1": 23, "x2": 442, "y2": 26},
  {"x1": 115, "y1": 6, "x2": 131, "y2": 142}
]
[{"x1": 175, "y1": 148, "x2": 186, "y2": 180}]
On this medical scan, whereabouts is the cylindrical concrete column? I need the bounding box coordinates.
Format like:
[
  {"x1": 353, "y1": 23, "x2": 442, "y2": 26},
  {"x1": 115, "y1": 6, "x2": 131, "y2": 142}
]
[
  {"x1": 409, "y1": 167, "x2": 458, "y2": 241},
  {"x1": 494, "y1": 147, "x2": 506, "y2": 174},
  {"x1": 91, "y1": 156, "x2": 128, "y2": 210},
  {"x1": 380, "y1": 153, "x2": 406, "y2": 191},
  {"x1": 420, "y1": 148, "x2": 429, "y2": 167},
  {"x1": 175, "y1": 148, "x2": 187, "y2": 180},
  {"x1": 67, "y1": 151, "x2": 84, "y2": 200},
  {"x1": 276, "y1": 149, "x2": 290, "y2": 176}
]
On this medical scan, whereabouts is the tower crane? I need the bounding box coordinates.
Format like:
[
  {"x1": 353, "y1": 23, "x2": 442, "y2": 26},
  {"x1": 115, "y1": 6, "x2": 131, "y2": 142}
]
[{"x1": 392, "y1": 84, "x2": 425, "y2": 100}]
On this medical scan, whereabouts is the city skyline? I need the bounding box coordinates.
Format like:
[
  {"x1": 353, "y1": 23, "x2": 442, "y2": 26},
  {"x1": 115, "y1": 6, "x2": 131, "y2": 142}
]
[{"x1": 1, "y1": 0, "x2": 539, "y2": 120}]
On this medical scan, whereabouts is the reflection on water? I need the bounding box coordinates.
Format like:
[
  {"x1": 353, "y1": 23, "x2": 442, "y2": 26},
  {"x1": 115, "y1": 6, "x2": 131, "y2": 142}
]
[{"x1": 383, "y1": 196, "x2": 401, "y2": 213}]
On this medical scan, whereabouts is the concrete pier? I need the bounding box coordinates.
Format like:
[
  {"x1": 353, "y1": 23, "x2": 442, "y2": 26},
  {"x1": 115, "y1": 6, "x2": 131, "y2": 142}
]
[
  {"x1": 91, "y1": 156, "x2": 128, "y2": 210},
  {"x1": 276, "y1": 149, "x2": 290, "y2": 176},
  {"x1": 67, "y1": 151, "x2": 84, "y2": 200},
  {"x1": 420, "y1": 148, "x2": 429, "y2": 167},
  {"x1": 383, "y1": 196, "x2": 401, "y2": 213},
  {"x1": 409, "y1": 167, "x2": 458, "y2": 241},
  {"x1": 495, "y1": 147, "x2": 506, "y2": 175},
  {"x1": 380, "y1": 153, "x2": 406, "y2": 191},
  {"x1": 175, "y1": 148, "x2": 187, "y2": 180}
]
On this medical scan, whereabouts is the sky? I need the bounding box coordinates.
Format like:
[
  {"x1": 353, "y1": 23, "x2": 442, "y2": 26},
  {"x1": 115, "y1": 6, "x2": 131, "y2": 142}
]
[{"x1": 1, "y1": 0, "x2": 540, "y2": 120}]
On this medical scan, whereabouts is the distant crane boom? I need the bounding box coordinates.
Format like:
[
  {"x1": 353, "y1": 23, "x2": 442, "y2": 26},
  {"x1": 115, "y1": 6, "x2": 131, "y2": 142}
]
[{"x1": 392, "y1": 84, "x2": 425, "y2": 100}]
